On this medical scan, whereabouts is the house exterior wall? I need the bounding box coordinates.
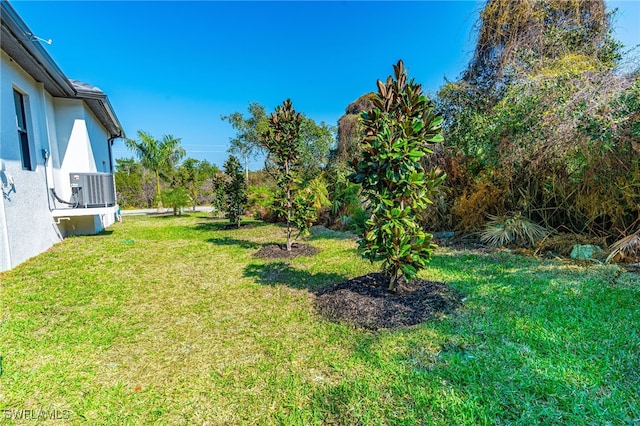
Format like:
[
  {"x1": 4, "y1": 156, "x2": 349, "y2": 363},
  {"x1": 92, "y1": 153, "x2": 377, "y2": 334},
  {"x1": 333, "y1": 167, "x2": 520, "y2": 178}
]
[
  {"x1": 49, "y1": 98, "x2": 118, "y2": 237},
  {"x1": 0, "y1": 50, "x2": 62, "y2": 270},
  {"x1": 0, "y1": 49, "x2": 119, "y2": 271},
  {"x1": 50, "y1": 98, "x2": 113, "y2": 201}
]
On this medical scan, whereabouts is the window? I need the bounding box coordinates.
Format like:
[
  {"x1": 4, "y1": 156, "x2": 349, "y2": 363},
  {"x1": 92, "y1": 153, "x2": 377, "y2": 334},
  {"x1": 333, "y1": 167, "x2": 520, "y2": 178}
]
[{"x1": 13, "y1": 89, "x2": 32, "y2": 170}]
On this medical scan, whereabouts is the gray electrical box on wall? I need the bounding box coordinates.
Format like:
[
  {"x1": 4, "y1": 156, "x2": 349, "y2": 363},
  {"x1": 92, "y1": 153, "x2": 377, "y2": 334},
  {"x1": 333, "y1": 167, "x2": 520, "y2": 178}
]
[{"x1": 69, "y1": 173, "x2": 116, "y2": 207}]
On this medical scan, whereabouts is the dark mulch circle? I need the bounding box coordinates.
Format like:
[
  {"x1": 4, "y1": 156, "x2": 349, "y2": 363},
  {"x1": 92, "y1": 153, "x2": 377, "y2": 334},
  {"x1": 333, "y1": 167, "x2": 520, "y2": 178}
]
[
  {"x1": 253, "y1": 243, "x2": 320, "y2": 259},
  {"x1": 315, "y1": 273, "x2": 462, "y2": 330}
]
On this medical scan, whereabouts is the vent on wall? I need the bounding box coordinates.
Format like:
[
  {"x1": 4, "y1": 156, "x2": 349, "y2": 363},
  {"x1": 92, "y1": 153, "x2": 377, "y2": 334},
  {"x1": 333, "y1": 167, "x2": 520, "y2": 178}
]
[{"x1": 70, "y1": 173, "x2": 115, "y2": 208}]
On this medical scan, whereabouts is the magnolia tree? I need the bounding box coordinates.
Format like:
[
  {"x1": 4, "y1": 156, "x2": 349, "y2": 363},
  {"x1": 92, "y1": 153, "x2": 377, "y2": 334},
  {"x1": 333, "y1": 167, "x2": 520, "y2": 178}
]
[
  {"x1": 350, "y1": 60, "x2": 446, "y2": 290},
  {"x1": 211, "y1": 172, "x2": 227, "y2": 218},
  {"x1": 261, "y1": 99, "x2": 316, "y2": 251},
  {"x1": 223, "y1": 155, "x2": 247, "y2": 228}
]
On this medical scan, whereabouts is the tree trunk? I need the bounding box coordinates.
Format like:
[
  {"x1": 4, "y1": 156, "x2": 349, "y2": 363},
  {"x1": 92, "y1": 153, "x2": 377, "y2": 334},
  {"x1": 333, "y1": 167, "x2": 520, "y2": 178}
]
[
  {"x1": 286, "y1": 216, "x2": 292, "y2": 251},
  {"x1": 285, "y1": 159, "x2": 292, "y2": 252},
  {"x1": 388, "y1": 268, "x2": 400, "y2": 291},
  {"x1": 156, "y1": 170, "x2": 163, "y2": 212},
  {"x1": 285, "y1": 197, "x2": 292, "y2": 251}
]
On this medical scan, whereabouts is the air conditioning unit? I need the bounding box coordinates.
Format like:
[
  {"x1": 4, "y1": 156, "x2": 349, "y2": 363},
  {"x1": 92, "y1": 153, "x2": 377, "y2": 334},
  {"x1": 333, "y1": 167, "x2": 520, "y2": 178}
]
[{"x1": 69, "y1": 173, "x2": 116, "y2": 208}]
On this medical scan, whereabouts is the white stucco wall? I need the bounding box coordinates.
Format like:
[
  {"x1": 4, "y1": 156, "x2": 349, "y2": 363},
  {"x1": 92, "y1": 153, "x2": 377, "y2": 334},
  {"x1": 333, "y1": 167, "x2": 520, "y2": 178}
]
[
  {"x1": 85, "y1": 107, "x2": 112, "y2": 174},
  {"x1": 52, "y1": 98, "x2": 95, "y2": 201},
  {"x1": 0, "y1": 50, "x2": 62, "y2": 270},
  {"x1": 49, "y1": 98, "x2": 112, "y2": 202},
  {"x1": 0, "y1": 50, "x2": 118, "y2": 271}
]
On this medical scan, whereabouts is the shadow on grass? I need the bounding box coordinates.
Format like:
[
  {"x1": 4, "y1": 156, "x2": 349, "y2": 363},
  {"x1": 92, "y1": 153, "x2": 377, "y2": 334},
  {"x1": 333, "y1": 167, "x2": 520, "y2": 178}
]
[
  {"x1": 207, "y1": 237, "x2": 266, "y2": 250},
  {"x1": 244, "y1": 262, "x2": 346, "y2": 291},
  {"x1": 192, "y1": 220, "x2": 270, "y2": 232},
  {"x1": 308, "y1": 226, "x2": 357, "y2": 241},
  {"x1": 146, "y1": 212, "x2": 180, "y2": 218},
  {"x1": 91, "y1": 229, "x2": 114, "y2": 237}
]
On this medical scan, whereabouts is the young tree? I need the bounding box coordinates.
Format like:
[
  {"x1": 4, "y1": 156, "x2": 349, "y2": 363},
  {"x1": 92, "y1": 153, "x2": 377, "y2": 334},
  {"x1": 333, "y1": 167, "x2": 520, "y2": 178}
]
[
  {"x1": 172, "y1": 158, "x2": 219, "y2": 211},
  {"x1": 350, "y1": 60, "x2": 445, "y2": 291},
  {"x1": 161, "y1": 188, "x2": 190, "y2": 216},
  {"x1": 125, "y1": 130, "x2": 185, "y2": 209},
  {"x1": 211, "y1": 172, "x2": 227, "y2": 218},
  {"x1": 221, "y1": 102, "x2": 269, "y2": 181},
  {"x1": 223, "y1": 155, "x2": 247, "y2": 228},
  {"x1": 298, "y1": 118, "x2": 336, "y2": 182},
  {"x1": 261, "y1": 99, "x2": 307, "y2": 252}
]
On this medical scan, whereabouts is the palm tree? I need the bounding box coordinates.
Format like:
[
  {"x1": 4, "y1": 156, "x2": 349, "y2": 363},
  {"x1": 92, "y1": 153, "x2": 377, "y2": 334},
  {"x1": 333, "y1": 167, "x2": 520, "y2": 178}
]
[{"x1": 125, "y1": 130, "x2": 185, "y2": 209}]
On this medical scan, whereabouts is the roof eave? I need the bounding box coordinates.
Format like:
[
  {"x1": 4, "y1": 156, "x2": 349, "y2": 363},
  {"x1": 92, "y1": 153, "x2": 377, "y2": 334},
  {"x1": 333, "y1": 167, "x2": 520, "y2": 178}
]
[
  {"x1": 71, "y1": 81, "x2": 125, "y2": 139},
  {"x1": 0, "y1": 0, "x2": 75, "y2": 97},
  {"x1": 84, "y1": 97, "x2": 125, "y2": 139},
  {"x1": 1, "y1": 0, "x2": 125, "y2": 139}
]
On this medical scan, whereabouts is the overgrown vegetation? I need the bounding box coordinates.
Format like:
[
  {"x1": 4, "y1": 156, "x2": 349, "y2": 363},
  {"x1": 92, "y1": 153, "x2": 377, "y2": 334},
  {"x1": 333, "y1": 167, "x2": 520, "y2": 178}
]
[
  {"x1": 172, "y1": 158, "x2": 217, "y2": 212},
  {"x1": 350, "y1": 60, "x2": 446, "y2": 290},
  {"x1": 114, "y1": 158, "x2": 155, "y2": 208},
  {"x1": 1, "y1": 214, "x2": 638, "y2": 424},
  {"x1": 432, "y1": 0, "x2": 639, "y2": 243}
]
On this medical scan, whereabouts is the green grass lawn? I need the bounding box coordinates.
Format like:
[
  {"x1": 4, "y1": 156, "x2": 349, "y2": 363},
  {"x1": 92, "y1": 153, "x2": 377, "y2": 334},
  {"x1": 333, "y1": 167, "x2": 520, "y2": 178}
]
[{"x1": 1, "y1": 214, "x2": 639, "y2": 425}]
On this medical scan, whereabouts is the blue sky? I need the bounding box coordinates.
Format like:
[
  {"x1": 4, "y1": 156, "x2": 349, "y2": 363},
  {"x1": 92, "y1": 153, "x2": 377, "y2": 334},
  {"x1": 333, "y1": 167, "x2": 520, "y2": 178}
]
[{"x1": 11, "y1": 1, "x2": 640, "y2": 170}]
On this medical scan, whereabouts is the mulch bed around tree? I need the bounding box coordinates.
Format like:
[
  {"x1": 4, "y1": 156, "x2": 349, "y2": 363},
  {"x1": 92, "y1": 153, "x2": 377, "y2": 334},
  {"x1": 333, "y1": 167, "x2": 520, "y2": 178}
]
[
  {"x1": 253, "y1": 243, "x2": 320, "y2": 259},
  {"x1": 315, "y1": 273, "x2": 462, "y2": 330}
]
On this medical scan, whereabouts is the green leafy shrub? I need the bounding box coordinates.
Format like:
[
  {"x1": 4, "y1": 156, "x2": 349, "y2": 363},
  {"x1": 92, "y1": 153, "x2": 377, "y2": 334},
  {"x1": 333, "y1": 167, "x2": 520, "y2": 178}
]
[
  {"x1": 323, "y1": 166, "x2": 366, "y2": 232},
  {"x1": 350, "y1": 60, "x2": 446, "y2": 290},
  {"x1": 161, "y1": 188, "x2": 190, "y2": 216},
  {"x1": 246, "y1": 185, "x2": 276, "y2": 222},
  {"x1": 223, "y1": 155, "x2": 248, "y2": 228},
  {"x1": 210, "y1": 172, "x2": 226, "y2": 218}
]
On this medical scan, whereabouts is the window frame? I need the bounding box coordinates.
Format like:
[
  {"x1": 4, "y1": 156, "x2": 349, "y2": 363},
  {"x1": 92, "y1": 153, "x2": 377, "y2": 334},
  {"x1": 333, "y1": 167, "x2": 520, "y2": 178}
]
[{"x1": 13, "y1": 88, "x2": 34, "y2": 171}]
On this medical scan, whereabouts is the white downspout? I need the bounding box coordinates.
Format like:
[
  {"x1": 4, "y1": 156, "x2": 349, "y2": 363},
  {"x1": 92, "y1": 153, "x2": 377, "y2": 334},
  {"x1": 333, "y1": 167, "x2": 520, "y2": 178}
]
[{"x1": 38, "y1": 83, "x2": 55, "y2": 211}]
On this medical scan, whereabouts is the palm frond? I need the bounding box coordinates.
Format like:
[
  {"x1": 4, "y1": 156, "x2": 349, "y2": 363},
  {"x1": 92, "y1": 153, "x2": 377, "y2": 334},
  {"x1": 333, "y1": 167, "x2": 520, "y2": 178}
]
[
  {"x1": 480, "y1": 212, "x2": 550, "y2": 248},
  {"x1": 606, "y1": 231, "x2": 640, "y2": 263}
]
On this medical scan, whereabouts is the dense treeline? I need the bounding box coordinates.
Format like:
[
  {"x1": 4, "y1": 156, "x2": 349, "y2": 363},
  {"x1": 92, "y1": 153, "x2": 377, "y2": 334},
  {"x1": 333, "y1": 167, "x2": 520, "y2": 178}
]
[
  {"x1": 117, "y1": 0, "x2": 639, "y2": 253},
  {"x1": 115, "y1": 155, "x2": 222, "y2": 212},
  {"x1": 115, "y1": 129, "x2": 223, "y2": 214},
  {"x1": 329, "y1": 0, "x2": 639, "y2": 246}
]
